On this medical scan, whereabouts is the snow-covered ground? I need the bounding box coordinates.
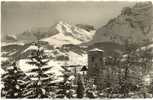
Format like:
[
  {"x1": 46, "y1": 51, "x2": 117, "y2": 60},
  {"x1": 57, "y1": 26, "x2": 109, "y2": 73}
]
[
  {"x1": 1, "y1": 57, "x2": 9, "y2": 63},
  {"x1": 67, "y1": 51, "x2": 87, "y2": 65},
  {"x1": 1, "y1": 42, "x2": 24, "y2": 47},
  {"x1": 23, "y1": 45, "x2": 39, "y2": 53}
]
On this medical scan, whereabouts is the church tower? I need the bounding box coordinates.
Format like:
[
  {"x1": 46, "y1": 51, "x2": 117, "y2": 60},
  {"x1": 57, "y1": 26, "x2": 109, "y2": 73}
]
[{"x1": 87, "y1": 48, "x2": 105, "y2": 90}]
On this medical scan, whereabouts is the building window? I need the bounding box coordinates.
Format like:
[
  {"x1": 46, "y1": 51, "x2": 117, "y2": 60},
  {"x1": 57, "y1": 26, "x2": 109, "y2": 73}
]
[{"x1": 91, "y1": 56, "x2": 94, "y2": 62}]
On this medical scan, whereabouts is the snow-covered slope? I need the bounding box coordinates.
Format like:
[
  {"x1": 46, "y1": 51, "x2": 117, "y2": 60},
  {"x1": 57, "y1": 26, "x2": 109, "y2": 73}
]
[
  {"x1": 41, "y1": 21, "x2": 95, "y2": 47},
  {"x1": 22, "y1": 44, "x2": 87, "y2": 65},
  {"x1": 1, "y1": 42, "x2": 24, "y2": 47}
]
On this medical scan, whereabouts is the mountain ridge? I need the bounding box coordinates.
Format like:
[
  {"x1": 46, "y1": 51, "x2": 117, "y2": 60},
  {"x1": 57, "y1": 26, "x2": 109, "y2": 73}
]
[
  {"x1": 40, "y1": 21, "x2": 96, "y2": 47},
  {"x1": 90, "y1": 1, "x2": 153, "y2": 45},
  {"x1": 3, "y1": 21, "x2": 96, "y2": 46}
]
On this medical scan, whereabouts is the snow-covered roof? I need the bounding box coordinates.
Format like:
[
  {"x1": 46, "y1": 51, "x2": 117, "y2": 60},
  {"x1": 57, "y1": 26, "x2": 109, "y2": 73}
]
[
  {"x1": 23, "y1": 45, "x2": 38, "y2": 53},
  {"x1": 89, "y1": 48, "x2": 104, "y2": 52}
]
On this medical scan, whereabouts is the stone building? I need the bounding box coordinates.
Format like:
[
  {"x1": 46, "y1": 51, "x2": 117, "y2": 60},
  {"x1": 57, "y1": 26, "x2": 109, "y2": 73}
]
[{"x1": 87, "y1": 48, "x2": 105, "y2": 90}]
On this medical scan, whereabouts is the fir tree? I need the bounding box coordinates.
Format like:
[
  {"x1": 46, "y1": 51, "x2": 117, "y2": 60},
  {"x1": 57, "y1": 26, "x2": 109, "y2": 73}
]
[
  {"x1": 24, "y1": 43, "x2": 54, "y2": 98},
  {"x1": 138, "y1": 46, "x2": 153, "y2": 98},
  {"x1": 56, "y1": 68, "x2": 74, "y2": 98},
  {"x1": 1, "y1": 61, "x2": 29, "y2": 98},
  {"x1": 76, "y1": 74, "x2": 85, "y2": 98},
  {"x1": 119, "y1": 40, "x2": 138, "y2": 97},
  {"x1": 85, "y1": 79, "x2": 98, "y2": 98}
]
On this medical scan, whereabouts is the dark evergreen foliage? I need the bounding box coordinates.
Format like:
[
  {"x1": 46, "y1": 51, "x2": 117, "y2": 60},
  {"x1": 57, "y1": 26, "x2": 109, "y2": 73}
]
[
  {"x1": 24, "y1": 43, "x2": 54, "y2": 98},
  {"x1": 56, "y1": 70, "x2": 74, "y2": 98},
  {"x1": 76, "y1": 74, "x2": 85, "y2": 98},
  {"x1": 1, "y1": 62, "x2": 29, "y2": 98}
]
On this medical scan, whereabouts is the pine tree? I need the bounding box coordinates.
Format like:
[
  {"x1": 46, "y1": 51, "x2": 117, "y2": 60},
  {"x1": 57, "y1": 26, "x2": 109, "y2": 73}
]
[
  {"x1": 1, "y1": 61, "x2": 29, "y2": 98},
  {"x1": 119, "y1": 40, "x2": 153, "y2": 97},
  {"x1": 76, "y1": 74, "x2": 85, "y2": 98},
  {"x1": 120, "y1": 40, "x2": 138, "y2": 97},
  {"x1": 138, "y1": 46, "x2": 153, "y2": 97},
  {"x1": 24, "y1": 43, "x2": 54, "y2": 98},
  {"x1": 56, "y1": 68, "x2": 74, "y2": 98},
  {"x1": 85, "y1": 79, "x2": 98, "y2": 98}
]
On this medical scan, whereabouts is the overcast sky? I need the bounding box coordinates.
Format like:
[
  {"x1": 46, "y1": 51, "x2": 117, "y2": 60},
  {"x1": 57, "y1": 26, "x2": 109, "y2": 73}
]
[{"x1": 1, "y1": 2, "x2": 135, "y2": 38}]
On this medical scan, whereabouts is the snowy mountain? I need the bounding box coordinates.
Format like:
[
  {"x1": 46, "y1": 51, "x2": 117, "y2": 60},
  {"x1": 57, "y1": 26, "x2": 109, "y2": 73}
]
[
  {"x1": 16, "y1": 24, "x2": 61, "y2": 43},
  {"x1": 41, "y1": 21, "x2": 95, "y2": 47},
  {"x1": 1, "y1": 21, "x2": 94, "y2": 65},
  {"x1": 3, "y1": 21, "x2": 95, "y2": 45}
]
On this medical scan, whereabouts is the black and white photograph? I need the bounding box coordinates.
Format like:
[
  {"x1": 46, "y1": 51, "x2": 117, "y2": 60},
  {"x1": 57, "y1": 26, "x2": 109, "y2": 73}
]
[{"x1": 1, "y1": 1, "x2": 153, "y2": 99}]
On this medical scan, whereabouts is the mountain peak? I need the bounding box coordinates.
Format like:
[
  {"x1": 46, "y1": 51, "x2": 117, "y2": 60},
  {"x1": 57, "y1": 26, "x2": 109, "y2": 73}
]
[
  {"x1": 58, "y1": 20, "x2": 69, "y2": 25},
  {"x1": 55, "y1": 21, "x2": 73, "y2": 33},
  {"x1": 41, "y1": 21, "x2": 96, "y2": 47}
]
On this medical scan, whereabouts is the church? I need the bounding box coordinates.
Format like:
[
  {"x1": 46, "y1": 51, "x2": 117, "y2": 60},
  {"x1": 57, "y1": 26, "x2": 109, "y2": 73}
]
[{"x1": 87, "y1": 48, "x2": 118, "y2": 90}]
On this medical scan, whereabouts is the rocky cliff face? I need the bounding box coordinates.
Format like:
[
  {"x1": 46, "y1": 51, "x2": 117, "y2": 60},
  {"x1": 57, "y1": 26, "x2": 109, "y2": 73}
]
[{"x1": 91, "y1": 2, "x2": 153, "y2": 45}]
